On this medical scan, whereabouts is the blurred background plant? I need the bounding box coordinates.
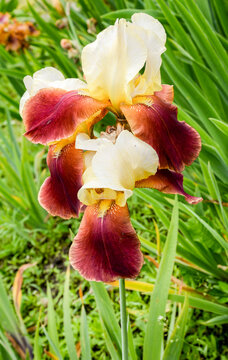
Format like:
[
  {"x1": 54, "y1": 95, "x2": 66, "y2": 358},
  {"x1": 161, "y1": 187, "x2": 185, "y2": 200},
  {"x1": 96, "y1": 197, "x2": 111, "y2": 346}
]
[{"x1": 0, "y1": 0, "x2": 227, "y2": 359}]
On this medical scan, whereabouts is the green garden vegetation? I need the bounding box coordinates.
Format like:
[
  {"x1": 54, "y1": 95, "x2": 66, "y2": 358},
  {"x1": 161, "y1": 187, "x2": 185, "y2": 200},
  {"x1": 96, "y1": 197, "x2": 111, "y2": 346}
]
[{"x1": 0, "y1": 0, "x2": 227, "y2": 359}]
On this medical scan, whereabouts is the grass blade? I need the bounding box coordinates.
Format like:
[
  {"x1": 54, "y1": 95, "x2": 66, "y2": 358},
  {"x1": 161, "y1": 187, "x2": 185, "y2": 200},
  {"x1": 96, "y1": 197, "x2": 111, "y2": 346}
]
[
  {"x1": 34, "y1": 309, "x2": 42, "y2": 360},
  {"x1": 201, "y1": 314, "x2": 228, "y2": 326},
  {"x1": 143, "y1": 197, "x2": 179, "y2": 360},
  {"x1": 127, "y1": 317, "x2": 137, "y2": 360},
  {"x1": 163, "y1": 296, "x2": 189, "y2": 360},
  {"x1": 63, "y1": 267, "x2": 78, "y2": 360},
  {"x1": 42, "y1": 327, "x2": 63, "y2": 360},
  {"x1": 80, "y1": 306, "x2": 91, "y2": 360},
  {"x1": 91, "y1": 282, "x2": 121, "y2": 359},
  {"x1": 47, "y1": 283, "x2": 60, "y2": 356}
]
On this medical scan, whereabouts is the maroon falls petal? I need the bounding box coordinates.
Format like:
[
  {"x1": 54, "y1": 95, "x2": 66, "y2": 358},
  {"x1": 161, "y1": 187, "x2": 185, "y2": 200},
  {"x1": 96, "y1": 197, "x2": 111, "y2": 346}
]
[
  {"x1": 69, "y1": 202, "x2": 143, "y2": 282},
  {"x1": 154, "y1": 84, "x2": 174, "y2": 104},
  {"x1": 23, "y1": 88, "x2": 109, "y2": 145},
  {"x1": 38, "y1": 142, "x2": 84, "y2": 219},
  {"x1": 121, "y1": 95, "x2": 201, "y2": 172},
  {"x1": 136, "y1": 169, "x2": 202, "y2": 204}
]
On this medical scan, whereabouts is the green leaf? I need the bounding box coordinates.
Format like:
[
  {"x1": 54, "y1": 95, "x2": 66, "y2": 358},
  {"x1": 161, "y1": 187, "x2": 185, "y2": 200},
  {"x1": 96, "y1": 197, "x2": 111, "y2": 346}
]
[
  {"x1": 179, "y1": 202, "x2": 228, "y2": 252},
  {"x1": 167, "y1": 302, "x2": 177, "y2": 342},
  {"x1": 101, "y1": 9, "x2": 162, "y2": 21},
  {"x1": 168, "y1": 294, "x2": 228, "y2": 315},
  {"x1": 207, "y1": 163, "x2": 228, "y2": 230},
  {"x1": 163, "y1": 296, "x2": 189, "y2": 360},
  {"x1": 201, "y1": 314, "x2": 228, "y2": 326},
  {"x1": 91, "y1": 282, "x2": 121, "y2": 359},
  {"x1": 0, "y1": 274, "x2": 20, "y2": 335},
  {"x1": 212, "y1": 0, "x2": 228, "y2": 37},
  {"x1": 0, "y1": 68, "x2": 26, "y2": 79},
  {"x1": 42, "y1": 327, "x2": 63, "y2": 360},
  {"x1": 63, "y1": 267, "x2": 78, "y2": 360},
  {"x1": 47, "y1": 283, "x2": 60, "y2": 356},
  {"x1": 28, "y1": 3, "x2": 63, "y2": 44},
  {"x1": 127, "y1": 317, "x2": 137, "y2": 360},
  {"x1": 21, "y1": 137, "x2": 45, "y2": 225},
  {"x1": 80, "y1": 306, "x2": 91, "y2": 360},
  {"x1": 183, "y1": 0, "x2": 228, "y2": 70},
  {"x1": 209, "y1": 118, "x2": 228, "y2": 136},
  {"x1": 0, "y1": 90, "x2": 19, "y2": 109},
  {"x1": 34, "y1": 309, "x2": 42, "y2": 360},
  {"x1": 143, "y1": 198, "x2": 179, "y2": 360},
  {"x1": 0, "y1": 328, "x2": 18, "y2": 360}
]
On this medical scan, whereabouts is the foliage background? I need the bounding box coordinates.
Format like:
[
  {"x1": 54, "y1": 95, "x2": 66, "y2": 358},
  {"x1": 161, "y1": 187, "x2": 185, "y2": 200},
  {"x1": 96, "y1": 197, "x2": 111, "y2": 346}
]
[{"x1": 0, "y1": 0, "x2": 227, "y2": 359}]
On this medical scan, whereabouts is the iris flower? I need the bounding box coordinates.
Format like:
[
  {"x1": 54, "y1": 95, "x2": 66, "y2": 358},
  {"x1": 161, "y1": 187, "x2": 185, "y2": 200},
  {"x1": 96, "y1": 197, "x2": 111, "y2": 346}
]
[{"x1": 20, "y1": 13, "x2": 202, "y2": 281}]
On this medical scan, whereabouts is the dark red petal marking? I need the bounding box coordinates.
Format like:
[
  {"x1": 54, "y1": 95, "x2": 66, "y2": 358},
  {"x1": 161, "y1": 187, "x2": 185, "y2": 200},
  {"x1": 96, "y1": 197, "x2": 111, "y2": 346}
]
[
  {"x1": 23, "y1": 88, "x2": 109, "y2": 144},
  {"x1": 121, "y1": 96, "x2": 201, "y2": 172},
  {"x1": 38, "y1": 143, "x2": 83, "y2": 219},
  {"x1": 136, "y1": 169, "x2": 202, "y2": 204},
  {"x1": 69, "y1": 203, "x2": 143, "y2": 282},
  {"x1": 154, "y1": 84, "x2": 174, "y2": 104}
]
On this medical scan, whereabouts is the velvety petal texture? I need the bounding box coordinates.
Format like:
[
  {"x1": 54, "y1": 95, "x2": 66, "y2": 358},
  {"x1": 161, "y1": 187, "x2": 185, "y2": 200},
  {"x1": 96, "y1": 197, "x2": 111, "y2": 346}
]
[
  {"x1": 23, "y1": 88, "x2": 108, "y2": 144},
  {"x1": 69, "y1": 202, "x2": 143, "y2": 281},
  {"x1": 82, "y1": 13, "x2": 166, "y2": 109},
  {"x1": 121, "y1": 95, "x2": 201, "y2": 172},
  {"x1": 136, "y1": 169, "x2": 202, "y2": 204},
  {"x1": 38, "y1": 143, "x2": 84, "y2": 219}
]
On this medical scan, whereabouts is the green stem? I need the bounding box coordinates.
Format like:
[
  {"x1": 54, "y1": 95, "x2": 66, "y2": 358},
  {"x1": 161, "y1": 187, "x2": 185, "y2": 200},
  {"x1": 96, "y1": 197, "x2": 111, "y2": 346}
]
[{"x1": 119, "y1": 278, "x2": 128, "y2": 360}]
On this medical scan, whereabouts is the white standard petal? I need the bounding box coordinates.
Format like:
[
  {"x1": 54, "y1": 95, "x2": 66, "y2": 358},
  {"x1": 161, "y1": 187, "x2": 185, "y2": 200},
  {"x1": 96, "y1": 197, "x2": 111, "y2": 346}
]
[
  {"x1": 82, "y1": 18, "x2": 147, "y2": 109},
  {"x1": 131, "y1": 13, "x2": 166, "y2": 96},
  {"x1": 76, "y1": 133, "x2": 111, "y2": 151}
]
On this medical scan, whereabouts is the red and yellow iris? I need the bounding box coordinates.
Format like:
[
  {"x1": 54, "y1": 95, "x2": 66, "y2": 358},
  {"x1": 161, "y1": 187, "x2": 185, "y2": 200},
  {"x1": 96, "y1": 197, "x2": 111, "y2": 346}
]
[{"x1": 20, "y1": 13, "x2": 202, "y2": 282}]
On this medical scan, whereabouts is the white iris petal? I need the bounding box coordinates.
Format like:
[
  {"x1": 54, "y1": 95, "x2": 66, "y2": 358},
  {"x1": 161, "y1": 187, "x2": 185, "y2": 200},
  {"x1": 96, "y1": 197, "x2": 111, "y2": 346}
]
[
  {"x1": 82, "y1": 13, "x2": 166, "y2": 109},
  {"x1": 77, "y1": 130, "x2": 159, "y2": 206},
  {"x1": 76, "y1": 133, "x2": 111, "y2": 151}
]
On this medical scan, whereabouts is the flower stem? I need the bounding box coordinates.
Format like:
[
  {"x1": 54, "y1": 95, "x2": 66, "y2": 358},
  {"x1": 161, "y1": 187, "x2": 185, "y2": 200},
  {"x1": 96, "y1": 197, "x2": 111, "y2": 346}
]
[{"x1": 119, "y1": 278, "x2": 128, "y2": 360}]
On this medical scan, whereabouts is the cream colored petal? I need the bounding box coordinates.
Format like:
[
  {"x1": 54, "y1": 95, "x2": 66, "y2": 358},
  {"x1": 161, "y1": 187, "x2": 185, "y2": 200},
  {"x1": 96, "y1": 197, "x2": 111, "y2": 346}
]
[
  {"x1": 115, "y1": 130, "x2": 159, "y2": 181},
  {"x1": 50, "y1": 78, "x2": 87, "y2": 91},
  {"x1": 92, "y1": 140, "x2": 135, "y2": 190},
  {"x1": 83, "y1": 151, "x2": 96, "y2": 169},
  {"x1": 19, "y1": 90, "x2": 30, "y2": 116},
  {"x1": 76, "y1": 133, "x2": 111, "y2": 151},
  {"x1": 82, "y1": 18, "x2": 147, "y2": 109},
  {"x1": 131, "y1": 13, "x2": 166, "y2": 96},
  {"x1": 91, "y1": 130, "x2": 158, "y2": 189},
  {"x1": 33, "y1": 67, "x2": 65, "y2": 82},
  {"x1": 78, "y1": 178, "x2": 132, "y2": 207},
  {"x1": 78, "y1": 130, "x2": 157, "y2": 207},
  {"x1": 23, "y1": 75, "x2": 33, "y2": 94}
]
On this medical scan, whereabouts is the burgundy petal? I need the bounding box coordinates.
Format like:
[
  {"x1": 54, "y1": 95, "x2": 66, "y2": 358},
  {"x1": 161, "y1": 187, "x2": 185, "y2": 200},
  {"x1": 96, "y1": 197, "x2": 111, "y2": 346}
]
[
  {"x1": 69, "y1": 202, "x2": 143, "y2": 282},
  {"x1": 154, "y1": 84, "x2": 174, "y2": 104},
  {"x1": 23, "y1": 88, "x2": 109, "y2": 144},
  {"x1": 38, "y1": 142, "x2": 83, "y2": 219},
  {"x1": 136, "y1": 169, "x2": 202, "y2": 204},
  {"x1": 121, "y1": 95, "x2": 201, "y2": 172}
]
